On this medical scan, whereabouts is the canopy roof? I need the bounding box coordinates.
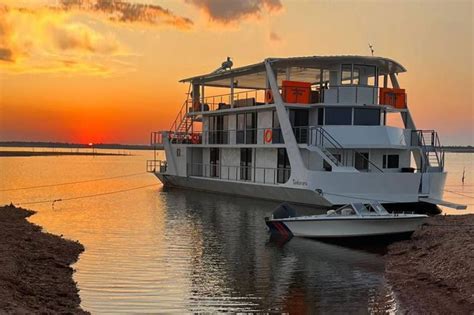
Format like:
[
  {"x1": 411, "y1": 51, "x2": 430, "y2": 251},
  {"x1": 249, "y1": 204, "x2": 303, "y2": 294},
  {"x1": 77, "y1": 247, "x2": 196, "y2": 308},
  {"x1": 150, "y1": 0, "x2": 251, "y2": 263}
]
[{"x1": 180, "y1": 55, "x2": 406, "y2": 89}]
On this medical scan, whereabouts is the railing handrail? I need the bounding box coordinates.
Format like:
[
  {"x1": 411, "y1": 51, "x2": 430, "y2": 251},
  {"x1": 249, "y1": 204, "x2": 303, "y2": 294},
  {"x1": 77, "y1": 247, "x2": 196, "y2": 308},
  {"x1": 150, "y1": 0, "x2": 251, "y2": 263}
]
[
  {"x1": 186, "y1": 162, "x2": 291, "y2": 185},
  {"x1": 411, "y1": 129, "x2": 444, "y2": 171},
  {"x1": 309, "y1": 126, "x2": 383, "y2": 172},
  {"x1": 201, "y1": 89, "x2": 262, "y2": 100}
]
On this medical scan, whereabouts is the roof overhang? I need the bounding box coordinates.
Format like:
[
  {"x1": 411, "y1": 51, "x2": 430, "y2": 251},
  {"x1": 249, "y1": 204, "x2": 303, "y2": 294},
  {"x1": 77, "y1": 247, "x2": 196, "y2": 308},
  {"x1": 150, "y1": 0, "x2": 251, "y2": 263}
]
[{"x1": 180, "y1": 55, "x2": 406, "y2": 89}]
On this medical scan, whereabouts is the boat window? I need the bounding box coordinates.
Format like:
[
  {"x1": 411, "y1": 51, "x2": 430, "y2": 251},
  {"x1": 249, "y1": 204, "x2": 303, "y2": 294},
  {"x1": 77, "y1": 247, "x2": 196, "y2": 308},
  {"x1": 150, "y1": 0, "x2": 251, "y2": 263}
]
[
  {"x1": 236, "y1": 112, "x2": 257, "y2": 144},
  {"x1": 317, "y1": 108, "x2": 324, "y2": 125},
  {"x1": 210, "y1": 148, "x2": 220, "y2": 177},
  {"x1": 240, "y1": 148, "x2": 252, "y2": 181},
  {"x1": 290, "y1": 109, "x2": 309, "y2": 143},
  {"x1": 354, "y1": 65, "x2": 377, "y2": 86},
  {"x1": 277, "y1": 148, "x2": 291, "y2": 183},
  {"x1": 325, "y1": 107, "x2": 352, "y2": 125},
  {"x1": 341, "y1": 64, "x2": 352, "y2": 85},
  {"x1": 383, "y1": 154, "x2": 399, "y2": 168},
  {"x1": 245, "y1": 112, "x2": 257, "y2": 144},
  {"x1": 209, "y1": 115, "x2": 228, "y2": 144},
  {"x1": 272, "y1": 110, "x2": 283, "y2": 144},
  {"x1": 354, "y1": 108, "x2": 380, "y2": 126},
  {"x1": 354, "y1": 152, "x2": 369, "y2": 171},
  {"x1": 353, "y1": 67, "x2": 360, "y2": 85}
]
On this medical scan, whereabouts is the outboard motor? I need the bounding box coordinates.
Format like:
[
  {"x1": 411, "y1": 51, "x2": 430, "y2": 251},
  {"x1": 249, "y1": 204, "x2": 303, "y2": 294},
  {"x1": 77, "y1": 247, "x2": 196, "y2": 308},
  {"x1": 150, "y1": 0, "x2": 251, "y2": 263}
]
[{"x1": 272, "y1": 203, "x2": 297, "y2": 219}]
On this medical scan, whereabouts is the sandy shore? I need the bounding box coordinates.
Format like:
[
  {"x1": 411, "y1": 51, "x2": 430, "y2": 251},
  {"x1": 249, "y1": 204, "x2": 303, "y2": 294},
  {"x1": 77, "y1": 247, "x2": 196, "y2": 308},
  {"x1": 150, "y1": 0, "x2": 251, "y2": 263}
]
[
  {"x1": 386, "y1": 214, "x2": 474, "y2": 314},
  {"x1": 0, "y1": 205, "x2": 88, "y2": 314}
]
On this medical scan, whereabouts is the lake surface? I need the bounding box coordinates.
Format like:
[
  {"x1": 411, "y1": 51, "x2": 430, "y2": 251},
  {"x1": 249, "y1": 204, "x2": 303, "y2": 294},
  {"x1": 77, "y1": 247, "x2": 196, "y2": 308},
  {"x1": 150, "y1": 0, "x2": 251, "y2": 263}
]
[{"x1": 0, "y1": 149, "x2": 472, "y2": 313}]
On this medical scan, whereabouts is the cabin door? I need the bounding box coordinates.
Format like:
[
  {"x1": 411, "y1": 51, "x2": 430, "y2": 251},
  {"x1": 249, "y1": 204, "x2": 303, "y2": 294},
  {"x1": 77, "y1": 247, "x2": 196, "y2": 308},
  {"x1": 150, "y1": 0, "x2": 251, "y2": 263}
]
[
  {"x1": 277, "y1": 149, "x2": 291, "y2": 183},
  {"x1": 354, "y1": 151, "x2": 369, "y2": 171},
  {"x1": 210, "y1": 148, "x2": 220, "y2": 177},
  {"x1": 240, "y1": 148, "x2": 252, "y2": 181}
]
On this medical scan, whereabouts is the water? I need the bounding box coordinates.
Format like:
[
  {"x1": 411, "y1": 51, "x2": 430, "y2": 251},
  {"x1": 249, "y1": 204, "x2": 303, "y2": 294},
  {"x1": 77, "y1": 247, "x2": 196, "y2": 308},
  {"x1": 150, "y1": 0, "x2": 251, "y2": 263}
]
[{"x1": 0, "y1": 149, "x2": 472, "y2": 313}]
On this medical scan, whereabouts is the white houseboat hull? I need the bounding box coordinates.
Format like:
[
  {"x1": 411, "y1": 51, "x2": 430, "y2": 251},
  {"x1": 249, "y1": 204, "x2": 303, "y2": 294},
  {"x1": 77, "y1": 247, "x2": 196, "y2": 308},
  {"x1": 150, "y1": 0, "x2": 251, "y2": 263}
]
[
  {"x1": 156, "y1": 173, "x2": 332, "y2": 206},
  {"x1": 155, "y1": 173, "x2": 445, "y2": 213}
]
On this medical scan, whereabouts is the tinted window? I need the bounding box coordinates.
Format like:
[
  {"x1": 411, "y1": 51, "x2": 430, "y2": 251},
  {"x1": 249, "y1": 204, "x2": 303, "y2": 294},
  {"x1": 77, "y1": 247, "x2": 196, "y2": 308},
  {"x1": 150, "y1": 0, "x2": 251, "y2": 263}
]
[
  {"x1": 325, "y1": 108, "x2": 352, "y2": 125},
  {"x1": 354, "y1": 108, "x2": 380, "y2": 126},
  {"x1": 341, "y1": 64, "x2": 352, "y2": 85},
  {"x1": 383, "y1": 154, "x2": 399, "y2": 168},
  {"x1": 277, "y1": 149, "x2": 291, "y2": 183},
  {"x1": 317, "y1": 108, "x2": 324, "y2": 125}
]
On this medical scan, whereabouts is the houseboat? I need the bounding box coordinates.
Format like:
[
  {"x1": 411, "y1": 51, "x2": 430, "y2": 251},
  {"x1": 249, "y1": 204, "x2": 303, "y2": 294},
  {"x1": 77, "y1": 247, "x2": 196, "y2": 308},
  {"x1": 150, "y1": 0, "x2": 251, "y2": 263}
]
[{"x1": 147, "y1": 55, "x2": 463, "y2": 211}]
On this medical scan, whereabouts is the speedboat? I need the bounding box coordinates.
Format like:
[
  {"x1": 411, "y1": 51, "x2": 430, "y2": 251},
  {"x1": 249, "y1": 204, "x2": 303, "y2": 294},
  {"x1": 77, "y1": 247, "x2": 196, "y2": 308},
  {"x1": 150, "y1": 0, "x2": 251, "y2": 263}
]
[{"x1": 265, "y1": 202, "x2": 427, "y2": 239}]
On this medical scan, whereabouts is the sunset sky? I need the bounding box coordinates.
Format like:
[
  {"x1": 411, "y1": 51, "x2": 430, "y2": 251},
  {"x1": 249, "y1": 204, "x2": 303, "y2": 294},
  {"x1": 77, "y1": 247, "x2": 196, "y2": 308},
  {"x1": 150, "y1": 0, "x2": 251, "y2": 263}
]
[{"x1": 0, "y1": 0, "x2": 472, "y2": 145}]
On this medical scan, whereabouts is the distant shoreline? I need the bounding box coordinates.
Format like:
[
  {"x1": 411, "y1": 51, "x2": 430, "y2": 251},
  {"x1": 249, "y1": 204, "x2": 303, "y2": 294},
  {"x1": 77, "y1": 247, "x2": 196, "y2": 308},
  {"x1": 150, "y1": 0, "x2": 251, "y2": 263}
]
[
  {"x1": 0, "y1": 141, "x2": 471, "y2": 152},
  {"x1": 0, "y1": 151, "x2": 131, "y2": 157},
  {"x1": 0, "y1": 141, "x2": 154, "y2": 151},
  {"x1": 442, "y1": 147, "x2": 474, "y2": 153}
]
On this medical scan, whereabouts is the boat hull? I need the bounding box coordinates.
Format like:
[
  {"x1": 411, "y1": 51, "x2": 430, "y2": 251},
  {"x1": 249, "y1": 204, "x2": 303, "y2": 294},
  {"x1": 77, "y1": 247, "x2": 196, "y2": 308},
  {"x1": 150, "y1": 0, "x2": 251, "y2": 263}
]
[
  {"x1": 266, "y1": 216, "x2": 426, "y2": 238},
  {"x1": 156, "y1": 174, "x2": 332, "y2": 206},
  {"x1": 155, "y1": 173, "x2": 441, "y2": 213}
]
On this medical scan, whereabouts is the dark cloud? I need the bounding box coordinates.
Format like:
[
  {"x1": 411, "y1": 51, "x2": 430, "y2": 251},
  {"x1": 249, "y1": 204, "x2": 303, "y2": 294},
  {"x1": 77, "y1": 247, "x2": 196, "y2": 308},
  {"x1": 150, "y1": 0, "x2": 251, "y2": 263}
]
[
  {"x1": 59, "y1": 0, "x2": 193, "y2": 29},
  {"x1": 185, "y1": 0, "x2": 282, "y2": 23},
  {"x1": 0, "y1": 47, "x2": 14, "y2": 62}
]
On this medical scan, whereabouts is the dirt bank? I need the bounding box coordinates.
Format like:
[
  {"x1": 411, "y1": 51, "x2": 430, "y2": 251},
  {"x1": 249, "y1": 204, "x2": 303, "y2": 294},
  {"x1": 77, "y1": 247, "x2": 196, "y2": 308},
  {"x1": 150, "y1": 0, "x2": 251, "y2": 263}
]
[
  {"x1": 0, "y1": 205, "x2": 88, "y2": 314},
  {"x1": 386, "y1": 214, "x2": 474, "y2": 314}
]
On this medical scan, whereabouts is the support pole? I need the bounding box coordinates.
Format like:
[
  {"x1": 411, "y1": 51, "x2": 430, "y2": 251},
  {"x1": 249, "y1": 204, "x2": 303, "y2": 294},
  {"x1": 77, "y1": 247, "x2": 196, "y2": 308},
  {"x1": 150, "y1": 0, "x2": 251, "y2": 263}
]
[{"x1": 264, "y1": 60, "x2": 307, "y2": 182}]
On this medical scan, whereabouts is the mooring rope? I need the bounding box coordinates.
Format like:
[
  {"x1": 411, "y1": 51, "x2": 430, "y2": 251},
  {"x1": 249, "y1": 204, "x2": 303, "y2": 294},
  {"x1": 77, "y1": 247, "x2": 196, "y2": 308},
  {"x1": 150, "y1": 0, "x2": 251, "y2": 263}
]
[
  {"x1": 1, "y1": 172, "x2": 149, "y2": 192},
  {"x1": 16, "y1": 183, "x2": 160, "y2": 206}
]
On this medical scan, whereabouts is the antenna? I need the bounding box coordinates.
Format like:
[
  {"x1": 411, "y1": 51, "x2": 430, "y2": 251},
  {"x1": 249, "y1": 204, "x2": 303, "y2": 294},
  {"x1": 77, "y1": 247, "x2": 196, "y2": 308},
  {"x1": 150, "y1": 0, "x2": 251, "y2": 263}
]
[{"x1": 368, "y1": 43, "x2": 374, "y2": 56}]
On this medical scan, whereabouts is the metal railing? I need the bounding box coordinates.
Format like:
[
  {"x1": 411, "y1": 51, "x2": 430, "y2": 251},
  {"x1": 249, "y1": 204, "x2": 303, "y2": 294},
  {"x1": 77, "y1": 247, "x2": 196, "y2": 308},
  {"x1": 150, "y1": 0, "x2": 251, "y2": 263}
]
[
  {"x1": 411, "y1": 129, "x2": 444, "y2": 171},
  {"x1": 165, "y1": 127, "x2": 309, "y2": 145},
  {"x1": 146, "y1": 160, "x2": 167, "y2": 173},
  {"x1": 187, "y1": 163, "x2": 291, "y2": 185},
  {"x1": 309, "y1": 127, "x2": 383, "y2": 172},
  {"x1": 189, "y1": 89, "x2": 266, "y2": 112}
]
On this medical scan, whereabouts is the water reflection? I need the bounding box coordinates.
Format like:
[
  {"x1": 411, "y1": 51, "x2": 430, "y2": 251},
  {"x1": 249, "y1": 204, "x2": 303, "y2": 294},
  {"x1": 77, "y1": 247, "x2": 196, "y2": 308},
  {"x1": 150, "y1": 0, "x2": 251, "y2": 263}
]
[
  {"x1": 2, "y1": 150, "x2": 470, "y2": 313},
  {"x1": 161, "y1": 188, "x2": 395, "y2": 313}
]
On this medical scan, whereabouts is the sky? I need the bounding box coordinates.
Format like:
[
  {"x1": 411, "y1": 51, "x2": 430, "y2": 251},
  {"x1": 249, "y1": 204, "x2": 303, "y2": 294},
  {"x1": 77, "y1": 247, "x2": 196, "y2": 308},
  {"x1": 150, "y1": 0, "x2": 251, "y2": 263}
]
[{"x1": 0, "y1": 0, "x2": 472, "y2": 145}]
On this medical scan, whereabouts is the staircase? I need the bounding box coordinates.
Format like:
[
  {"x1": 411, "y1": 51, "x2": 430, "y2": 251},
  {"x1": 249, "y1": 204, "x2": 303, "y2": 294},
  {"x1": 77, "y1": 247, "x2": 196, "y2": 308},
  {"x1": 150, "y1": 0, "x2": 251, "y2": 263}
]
[
  {"x1": 308, "y1": 127, "x2": 383, "y2": 172},
  {"x1": 169, "y1": 100, "x2": 193, "y2": 141},
  {"x1": 309, "y1": 127, "x2": 344, "y2": 167},
  {"x1": 412, "y1": 130, "x2": 444, "y2": 172}
]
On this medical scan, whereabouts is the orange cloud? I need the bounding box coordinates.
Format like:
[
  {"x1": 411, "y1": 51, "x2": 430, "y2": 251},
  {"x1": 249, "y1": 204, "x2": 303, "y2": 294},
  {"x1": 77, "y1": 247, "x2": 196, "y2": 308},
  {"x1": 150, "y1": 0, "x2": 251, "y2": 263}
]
[
  {"x1": 0, "y1": 0, "x2": 194, "y2": 75},
  {"x1": 185, "y1": 0, "x2": 282, "y2": 24},
  {"x1": 59, "y1": 0, "x2": 193, "y2": 29},
  {"x1": 0, "y1": 5, "x2": 126, "y2": 74}
]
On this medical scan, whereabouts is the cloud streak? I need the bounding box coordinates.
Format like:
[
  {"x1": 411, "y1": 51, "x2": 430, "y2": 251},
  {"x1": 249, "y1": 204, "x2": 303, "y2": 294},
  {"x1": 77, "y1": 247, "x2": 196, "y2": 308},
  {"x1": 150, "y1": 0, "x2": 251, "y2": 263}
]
[
  {"x1": 185, "y1": 0, "x2": 282, "y2": 24},
  {"x1": 59, "y1": 0, "x2": 193, "y2": 29},
  {"x1": 0, "y1": 0, "x2": 194, "y2": 74},
  {"x1": 0, "y1": 5, "x2": 126, "y2": 74}
]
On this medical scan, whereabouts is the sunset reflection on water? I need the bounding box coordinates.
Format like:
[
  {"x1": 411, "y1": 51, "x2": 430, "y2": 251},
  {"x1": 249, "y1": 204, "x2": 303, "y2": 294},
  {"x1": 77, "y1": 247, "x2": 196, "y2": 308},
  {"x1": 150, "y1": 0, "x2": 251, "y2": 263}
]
[{"x1": 0, "y1": 149, "x2": 471, "y2": 313}]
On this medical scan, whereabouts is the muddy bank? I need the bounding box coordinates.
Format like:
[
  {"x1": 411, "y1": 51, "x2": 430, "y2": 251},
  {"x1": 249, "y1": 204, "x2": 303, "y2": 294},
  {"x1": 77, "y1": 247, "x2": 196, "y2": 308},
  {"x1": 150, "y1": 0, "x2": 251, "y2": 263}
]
[
  {"x1": 386, "y1": 214, "x2": 474, "y2": 314},
  {"x1": 0, "y1": 205, "x2": 88, "y2": 314}
]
